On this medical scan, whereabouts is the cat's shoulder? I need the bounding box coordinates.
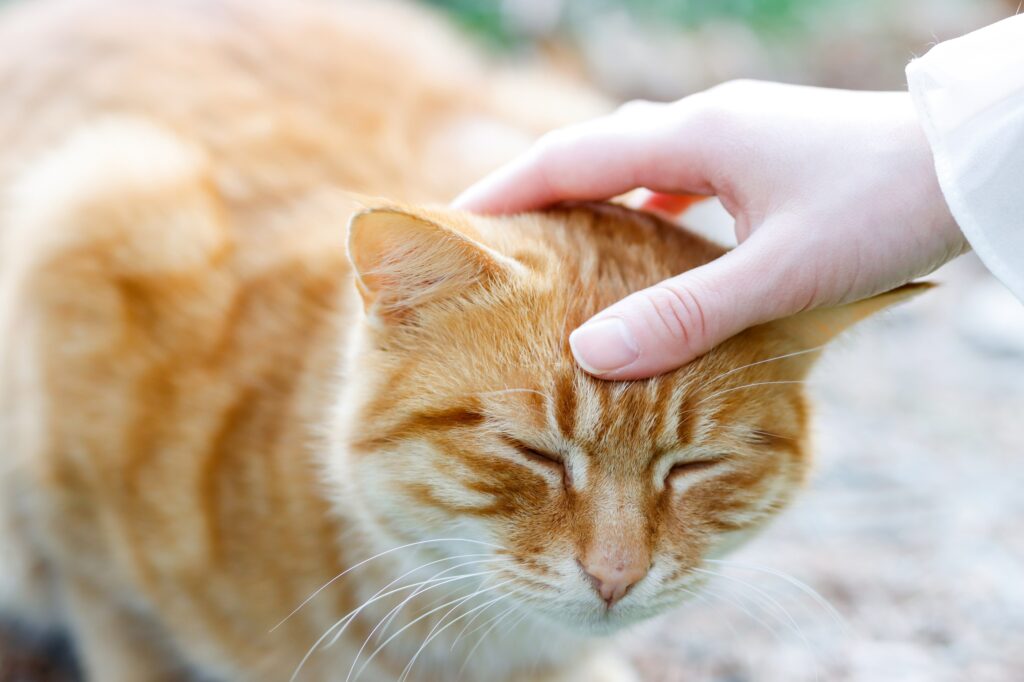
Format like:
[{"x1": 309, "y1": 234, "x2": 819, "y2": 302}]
[{"x1": 1, "y1": 116, "x2": 236, "y2": 360}]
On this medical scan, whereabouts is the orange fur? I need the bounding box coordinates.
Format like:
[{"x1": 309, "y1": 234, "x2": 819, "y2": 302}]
[{"x1": 0, "y1": 1, "x2": 925, "y2": 680}]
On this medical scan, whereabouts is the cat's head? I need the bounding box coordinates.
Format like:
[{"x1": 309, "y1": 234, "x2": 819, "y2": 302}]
[{"x1": 330, "y1": 201, "x2": 924, "y2": 634}]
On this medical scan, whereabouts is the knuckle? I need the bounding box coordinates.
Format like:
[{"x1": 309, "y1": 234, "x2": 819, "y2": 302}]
[
  {"x1": 532, "y1": 127, "x2": 579, "y2": 172},
  {"x1": 705, "y1": 78, "x2": 758, "y2": 98},
  {"x1": 615, "y1": 98, "x2": 660, "y2": 118},
  {"x1": 677, "y1": 81, "x2": 760, "y2": 159},
  {"x1": 531, "y1": 128, "x2": 581, "y2": 195},
  {"x1": 694, "y1": 96, "x2": 735, "y2": 130},
  {"x1": 535, "y1": 124, "x2": 585, "y2": 156},
  {"x1": 642, "y1": 283, "x2": 710, "y2": 351}
]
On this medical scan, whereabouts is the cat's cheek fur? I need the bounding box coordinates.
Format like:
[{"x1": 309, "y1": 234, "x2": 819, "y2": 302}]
[{"x1": 357, "y1": 443, "x2": 497, "y2": 545}]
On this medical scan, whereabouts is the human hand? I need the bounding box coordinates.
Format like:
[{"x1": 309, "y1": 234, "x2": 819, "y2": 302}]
[{"x1": 453, "y1": 80, "x2": 967, "y2": 379}]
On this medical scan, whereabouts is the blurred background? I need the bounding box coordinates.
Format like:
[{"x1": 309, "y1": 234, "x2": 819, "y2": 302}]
[
  {"x1": 1, "y1": 0, "x2": 1022, "y2": 680},
  {"x1": 424, "y1": 0, "x2": 1015, "y2": 97}
]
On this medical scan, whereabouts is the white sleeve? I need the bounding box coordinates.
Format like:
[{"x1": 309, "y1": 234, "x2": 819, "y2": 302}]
[{"x1": 906, "y1": 14, "x2": 1024, "y2": 301}]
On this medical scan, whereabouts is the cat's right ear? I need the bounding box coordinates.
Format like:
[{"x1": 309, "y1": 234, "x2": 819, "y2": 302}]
[{"x1": 346, "y1": 207, "x2": 516, "y2": 322}]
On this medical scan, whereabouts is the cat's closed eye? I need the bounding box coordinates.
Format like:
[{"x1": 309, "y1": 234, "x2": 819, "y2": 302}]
[
  {"x1": 666, "y1": 458, "x2": 724, "y2": 482},
  {"x1": 503, "y1": 437, "x2": 568, "y2": 480}
]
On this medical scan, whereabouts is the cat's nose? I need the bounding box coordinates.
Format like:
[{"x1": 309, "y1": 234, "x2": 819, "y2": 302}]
[{"x1": 577, "y1": 553, "x2": 649, "y2": 608}]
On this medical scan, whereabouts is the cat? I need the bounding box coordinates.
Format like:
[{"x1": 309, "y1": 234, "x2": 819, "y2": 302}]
[{"x1": 0, "y1": 0, "x2": 926, "y2": 680}]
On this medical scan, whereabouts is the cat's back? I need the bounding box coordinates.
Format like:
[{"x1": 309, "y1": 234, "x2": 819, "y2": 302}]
[{"x1": 0, "y1": 0, "x2": 494, "y2": 202}]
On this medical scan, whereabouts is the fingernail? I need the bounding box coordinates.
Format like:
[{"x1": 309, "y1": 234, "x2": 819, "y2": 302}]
[{"x1": 569, "y1": 317, "x2": 640, "y2": 375}]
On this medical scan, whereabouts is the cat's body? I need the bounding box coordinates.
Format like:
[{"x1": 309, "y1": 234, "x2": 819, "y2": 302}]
[{"x1": 0, "y1": 1, "x2": 921, "y2": 681}]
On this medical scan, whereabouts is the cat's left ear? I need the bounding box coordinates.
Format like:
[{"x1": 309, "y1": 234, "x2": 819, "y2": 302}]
[
  {"x1": 781, "y1": 282, "x2": 933, "y2": 346},
  {"x1": 760, "y1": 282, "x2": 933, "y2": 371},
  {"x1": 347, "y1": 206, "x2": 517, "y2": 321}
]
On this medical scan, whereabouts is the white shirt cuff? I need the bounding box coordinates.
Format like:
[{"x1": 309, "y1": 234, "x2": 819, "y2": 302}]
[{"x1": 906, "y1": 14, "x2": 1024, "y2": 302}]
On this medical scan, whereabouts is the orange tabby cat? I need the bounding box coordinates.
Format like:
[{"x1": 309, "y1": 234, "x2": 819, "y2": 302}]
[{"x1": 0, "y1": 0, "x2": 924, "y2": 680}]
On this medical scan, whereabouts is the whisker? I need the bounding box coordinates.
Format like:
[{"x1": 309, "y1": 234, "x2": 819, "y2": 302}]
[
  {"x1": 680, "y1": 585, "x2": 757, "y2": 671},
  {"x1": 451, "y1": 598, "x2": 513, "y2": 653},
  {"x1": 358, "y1": 552, "x2": 495, "y2": 633},
  {"x1": 369, "y1": 556, "x2": 505, "y2": 642},
  {"x1": 272, "y1": 538, "x2": 505, "y2": 632},
  {"x1": 683, "y1": 380, "x2": 809, "y2": 417},
  {"x1": 332, "y1": 562, "x2": 501, "y2": 669},
  {"x1": 498, "y1": 607, "x2": 529, "y2": 636},
  {"x1": 393, "y1": 586, "x2": 493, "y2": 682},
  {"x1": 705, "y1": 558, "x2": 846, "y2": 631},
  {"x1": 289, "y1": 569, "x2": 496, "y2": 682},
  {"x1": 693, "y1": 567, "x2": 807, "y2": 643},
  {"x1": 693, "y1": 345, "x2": 825, "y2": 394},
  {"x1": 455, "y1": 603, "x2": 523, "y2": 681},
  {"x1": 330, "y1": 562, "x2": 500, "y2": 650},
  {"x1": 695, "y1": 566, "x2": 821, "y2": 682},
  {"x1": 398, "y1": 587, "x2": 524, "y2": 682},
  {"x1": 475, "y1": 388, "x2": 551, "y2": 401},
  {"x1": 448, "y1": 585, "x2": 508, "y2": 652},
  {"x1": 699, "y1": 582, "x2": 787, "y2": 643},
  {"x1": 349, "y1": 579, "x2": 514, "y2": 682}
]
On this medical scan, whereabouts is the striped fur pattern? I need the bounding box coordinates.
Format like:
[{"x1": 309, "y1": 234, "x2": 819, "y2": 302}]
[{"x1": 0, "y1": 0, "x2": 925, "y2": 680}]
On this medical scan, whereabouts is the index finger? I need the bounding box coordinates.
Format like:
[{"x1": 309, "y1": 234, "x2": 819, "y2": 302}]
[{"x1": 451, "y1": 98, "x2": 717, "y2": 214}]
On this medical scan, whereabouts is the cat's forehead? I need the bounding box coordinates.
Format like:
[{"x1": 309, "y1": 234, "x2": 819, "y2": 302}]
[
  {"x1": 474, "y1": 203, "x2": 725, "y2": 308},
  {"x1": 479, "y1": 357, "x2": 775, "y2": 467}
]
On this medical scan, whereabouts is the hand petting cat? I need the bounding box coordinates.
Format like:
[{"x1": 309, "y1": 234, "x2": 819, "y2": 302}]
[{"x1": 455, "y1": 67, "x2": 1024, "y2": 380}]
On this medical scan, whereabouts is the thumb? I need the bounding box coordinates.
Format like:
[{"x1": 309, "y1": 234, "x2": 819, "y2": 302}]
[{"x1": 568, "y1": 243, "x2": 801, "y2": 379}]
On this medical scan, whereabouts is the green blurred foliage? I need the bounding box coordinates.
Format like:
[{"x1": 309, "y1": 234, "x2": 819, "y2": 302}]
[
  {"x1": 582, "y1": 0, "x2": 827, "y2": 30},
  {"x1": 420, "y1": 0, "x2": 514, "y2": 48},
  {"x1": 421, "y1": 0, "x2": 834, "y2": 47}
]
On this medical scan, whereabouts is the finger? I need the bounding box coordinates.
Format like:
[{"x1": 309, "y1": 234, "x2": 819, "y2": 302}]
[
  {"x1": 568, "y1": 235, "x2": 804, "y2": 379},
  {"x1": 451, "y1": 98, "x2": 718, "y2": 214}
]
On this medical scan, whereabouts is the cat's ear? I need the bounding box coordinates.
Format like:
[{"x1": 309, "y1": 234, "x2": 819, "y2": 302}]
[
  {"x1": 347, "y1": 207, "x2": 515, "y2": 320},
  {"x1": 775, "y1": 282, "x2": 933, "y2": 349}
]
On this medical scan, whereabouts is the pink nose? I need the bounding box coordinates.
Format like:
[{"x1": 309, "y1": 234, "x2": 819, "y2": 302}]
[{"x1": 578, "y1": 556, "x2": 648, "y2": 607}]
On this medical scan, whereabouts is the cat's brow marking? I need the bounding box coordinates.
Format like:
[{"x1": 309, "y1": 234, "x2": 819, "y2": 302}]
[{"x1": 352, "y1": 406, "x2": 486, "y2": 451}]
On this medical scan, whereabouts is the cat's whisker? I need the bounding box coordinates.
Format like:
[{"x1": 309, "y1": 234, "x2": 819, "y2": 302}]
[
  {"x1": 445, "y1": 576, "x2": 525, "y2": 653},
  {"x1": 387, "y1": 587, "x2": 484, "y2": 682},
  {"x1": 289, "y1": 568, "x2": 497, "y2": 682},
  {"x1": 695, "y1": 567, "x2": 822, "y2": 682},
  {"x1": 475, "y1": 388, "x2": 552, "y2": 402},
  {"x1": 705, "y1": 379, "x2": 809, "y2": 399},
  {"x1": 498, "y1": 606, "x2": 529, "y2": 637},
  {"x1": 683, "y1": 380, "x2": 810, "y2": 417},
  {"x1": 705, "y1": 558, "x2": 847, "y2": 631},
  {"x1": 385, "y1": 584, "x2": 475, "y2": 639},
  {"x1": 307, "y1": 554, "x2": 503, "y2": 672},
  {"x1": 272, "y1": 538, "x2": 505, "y2": 632},
  {"x1": 693, "y1": 346, "x2": 826, "y2": 394},
  {"x1": 450, "y1": 594, "x2": 516, "y2": 652},
  {"x1": 369, "y1": 556, "x2": 508, "y2": 642},
  {"x1": 329, "y1": 562, "x2": 499, "y2": 650},
  {"x1": 699, "y1": 582, "x2": 787, "y2": 645},
  {"x1": 329, "y1": 562, "x2": 501, "y2": 657},
  {"x1": 750, "y1": 428, "x2": 798, "y2": 442},
  {"x1": 356, "y1": 551, "x2": 495, "y2": 632},
  {"x1": 398, "y1": 586, "x2": 524, "y2": 682},
  {"x1": 456, "y1": 601, "x2": 524, "y2": 681},
  {"x1": 679, "y1": 586, "x2": 758, "y2": 670},
  {"x1": 345, "y1": 568, "x2": 503, "y2": 679},
  {"x1": 349, "y1": 579, "x2": 514, "y2": 682},
  {"x1": 693, "y1": 567, "x2": 807, "y2": 644}
]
